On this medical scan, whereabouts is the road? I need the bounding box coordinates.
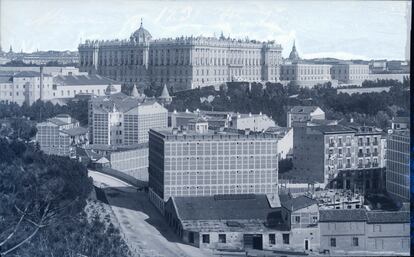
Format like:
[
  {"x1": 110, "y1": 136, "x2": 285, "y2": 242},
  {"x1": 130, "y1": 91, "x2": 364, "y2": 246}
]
[{"x1": 89, "y1": 170, "x2": 214, "y2": 257}]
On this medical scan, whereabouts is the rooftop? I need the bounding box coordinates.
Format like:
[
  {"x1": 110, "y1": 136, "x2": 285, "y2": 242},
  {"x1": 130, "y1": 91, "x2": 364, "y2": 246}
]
[
  {"x1": 172, "y1": 194, "x2": 276, "y2": 221},
  {"x1": 281, "y1": 195, "x2": 318, "y2": 212},
  {"x1": 308, "y1": 124, "x2": 355, "y2": 134},
  {"x1": 151, "y1": 127, "x2": 278, "y2": 140},
  {"x1": 319, "y1": 209, "x2": 367, "y2": 222},
  {"x1": 53, "y1": 74, "x2": 119, "y2": 86},
  {"x1": 289, "y1": 106, "x2": 320, "y2": 114},
  {"x1": 366, "y1": 211, "x2": 409, "y2": 224},
  {"x1": 13, "y1": 71, "x2": 51, "y2": 78},
  {"x1": 62, "y1": 126, "x2": 88, "y2": 136}
]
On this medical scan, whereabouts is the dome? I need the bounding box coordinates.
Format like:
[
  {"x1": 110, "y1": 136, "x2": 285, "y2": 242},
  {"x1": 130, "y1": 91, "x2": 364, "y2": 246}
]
[
  {"x1": 131, "y1": 19, "x2": 152, "y2": 43},
  {"x1": 288, "y1": 41, "x2": 300, "y2": 61}
]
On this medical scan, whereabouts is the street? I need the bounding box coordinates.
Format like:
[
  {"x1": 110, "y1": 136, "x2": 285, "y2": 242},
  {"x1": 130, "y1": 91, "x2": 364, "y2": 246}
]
[{"x1": 88, "y1": 170, "x2": 214, "y2": 257}]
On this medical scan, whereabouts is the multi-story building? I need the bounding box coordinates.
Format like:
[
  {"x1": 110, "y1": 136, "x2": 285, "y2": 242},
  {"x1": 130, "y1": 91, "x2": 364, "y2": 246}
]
[
  {"x1": 330, "y1": 63, "x2": 370, "y2": 84},
  {"x1": 280, "y1": 43, "x2": 333, "y2": 88},
  {"x1": 148, "y1": 121, "x2": 278, "y2": 212},
  {"x1": 266, "y1": 126, "x2": 293, "y2": 160},
  {"x1": 319, "y1": 209, "x2": 409, "y2": 256},
  {"x1": 287, "y1": 106, "x2": 325, "y2": 128},
  {"x1": 386, "y1": 130, "x2": 410, "y2": 203},
  {"x1": 280, "y1": 195, "x2": 320, "y2": 251},
  {"x1": 293, "y1": 123, "x2": 385, "y2": 189},
  {"x1": 36, "y1": 114, "x2": 88, "y2": 157},
  {"x1": 84, "y1": 143, "x2": 149, "y2": 182},
  {"x1": 0, "y1": 68, "x2": 121, "y2": 105},
  {"x1": 78, "y1": 21, "x2": 283, "y2": 91},
  {"x1": 88, "y1": 90, "x2": 168, "y2": 145}
]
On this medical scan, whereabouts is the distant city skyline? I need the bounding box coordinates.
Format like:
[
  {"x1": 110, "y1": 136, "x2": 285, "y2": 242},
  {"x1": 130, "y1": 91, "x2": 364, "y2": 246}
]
[{"x1": 0, "y1": 0, "x2": 411, "y2": 60}]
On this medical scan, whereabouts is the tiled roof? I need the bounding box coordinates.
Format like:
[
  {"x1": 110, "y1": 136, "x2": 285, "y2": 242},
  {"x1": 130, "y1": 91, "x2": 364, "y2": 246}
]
[
  {"x1": 319, "y1": 209, "x2": 367, "y2": 222},
  {"x1": 309, "y1": 125, "x2": 355, "y2": 134},
  {"x1": 172, "y1": 194, "x2": 276, "y2": 221},
  {"x1": 62, "y1": 126, "x2": 88, "y2": 136},
  {"x1": 289, "y1": 106, "x2": 319, "y2": 114},
  {"x1": 13, "y1": 71, "x2": 51, "y2": 78},
  {"x1": 281, "y1": 195, "x2": 317, "y2": 211},
  {"x1": 53, "y1": 74, "x2": 118, "y2": 86},
  {"x1": 366, "y1": 211, "x2": 409, "y2": 224},
  {"x1": 48, "y1": 118, "x2": 68, "y2": 126}
]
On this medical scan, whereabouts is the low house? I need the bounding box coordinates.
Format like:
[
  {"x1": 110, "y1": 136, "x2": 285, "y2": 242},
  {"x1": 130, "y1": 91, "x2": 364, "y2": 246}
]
[
  {"x1": 281, "y1": 195, "x2": 320, "y2": 252},
  {"x1": 164, "y1": 194, "x2": 289, "y2": 251},
  {"x1": 319, "y1": 209, "x2": 409, "y2": 255}
]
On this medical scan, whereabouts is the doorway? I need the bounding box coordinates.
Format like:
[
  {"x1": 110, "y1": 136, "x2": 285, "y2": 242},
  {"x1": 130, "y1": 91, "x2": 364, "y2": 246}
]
[{"x1": 304, "y1": 239, "x2": 309, "y2": 250}]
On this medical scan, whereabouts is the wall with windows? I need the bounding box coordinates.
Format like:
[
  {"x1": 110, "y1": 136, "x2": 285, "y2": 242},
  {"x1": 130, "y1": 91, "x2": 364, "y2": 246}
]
[{"x1": 320, "y1": 221, "x2": 366, "y2": 253}]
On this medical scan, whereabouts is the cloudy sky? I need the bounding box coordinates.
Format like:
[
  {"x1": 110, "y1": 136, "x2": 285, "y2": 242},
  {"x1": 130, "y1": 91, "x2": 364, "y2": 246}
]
[{"x1": 0, "y1": 0, "x2": 411, "y2": 60}]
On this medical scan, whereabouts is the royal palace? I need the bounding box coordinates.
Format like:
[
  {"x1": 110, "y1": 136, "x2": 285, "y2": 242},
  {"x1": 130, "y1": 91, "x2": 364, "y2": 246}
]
[{"x1": 78, "y1": 20, "x2": 283, "y2": 91}]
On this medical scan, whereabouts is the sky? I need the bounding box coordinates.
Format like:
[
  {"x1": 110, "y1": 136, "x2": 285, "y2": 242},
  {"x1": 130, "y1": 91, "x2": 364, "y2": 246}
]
[{"x1": 0, "y1": 0, "x2": 411, "y2": 60}]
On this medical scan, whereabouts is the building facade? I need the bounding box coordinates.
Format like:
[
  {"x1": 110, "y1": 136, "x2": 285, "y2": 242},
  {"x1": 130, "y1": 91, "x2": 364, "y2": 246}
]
[
  {"x1": 386, "y1": 130, "x2": 410, "y2": 203},
  {"x1": 36, "y1": 114, "x2": 88, "y2": 157},
  {"x1": 229, "y1": 112, "x2": 276, "y2": 132},
  {"x1": 88, "y1": 91, "x2": 168, "y2": 145},
  {"x1": 0, "y1": 69, "x2": 121, "y2": 105},
  {"x1": 319, "y1": 209, "x2": 409, "y2": 256},
  {"x1": 78, "y1": 21, "x2": 283, "y2": 91},
  {"x1": 293, "y1": 124, "x2": 385, "y2": 189},
  {"x1": 148, "y1": 124, "x2": 278, "y2": 211}
]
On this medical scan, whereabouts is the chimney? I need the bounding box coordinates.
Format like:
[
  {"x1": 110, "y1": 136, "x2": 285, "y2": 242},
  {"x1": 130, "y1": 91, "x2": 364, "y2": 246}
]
[{"x1": 39, "y1": 66, "x2": 44, "y2": 101}]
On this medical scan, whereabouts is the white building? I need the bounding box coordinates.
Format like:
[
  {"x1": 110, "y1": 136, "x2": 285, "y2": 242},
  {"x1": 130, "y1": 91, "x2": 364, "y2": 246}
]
[
  {"x1": 229, "y1": 112, "x2": 276, "y2": 132},
  {"x1": 287, "y1": 106, "x2": 325, "y2": 128},
  {"x1": 36, "y1": 114, "x2": 88, "y2": 157},
  {"x1": 88, "y1": 90, "x2": 168, "y2": 146},
  {"x1": 0, "y1": 68, "x2": 121, "y2": 105}
]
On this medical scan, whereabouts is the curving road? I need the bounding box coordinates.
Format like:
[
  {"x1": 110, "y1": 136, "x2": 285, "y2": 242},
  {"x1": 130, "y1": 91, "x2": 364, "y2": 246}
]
[{"x1": 88, "y1": 170, "x2": 213, "y2": 257}]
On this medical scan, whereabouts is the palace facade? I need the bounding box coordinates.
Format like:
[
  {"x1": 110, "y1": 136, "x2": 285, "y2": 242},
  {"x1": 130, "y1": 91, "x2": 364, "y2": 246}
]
[{"x1": 78, "y1": 20, "x2": 282, "y2": 91}]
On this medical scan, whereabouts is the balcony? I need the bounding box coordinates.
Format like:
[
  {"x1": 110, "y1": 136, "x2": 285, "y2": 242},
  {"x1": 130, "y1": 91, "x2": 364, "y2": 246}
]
[
  {"x1": 329, "y1": 143, "x2": 335, "y2": 148},
  {"x1": 346, "y1": 142, "x2": 352, "y2": 146},
  {"x1": 373, "y1": 163, "x2": 379, "y2": 167},
  {"x1": 365, "y1": 163, "x2": 372, "y2": 168},
  {"x1": 373, "y1": 141, "x2": 379, "y2": 146},
  {"x1": 358, "y1": 142, "x2": 363, "y2": 147},
  {"x1": 358, "y1": 152, "x2": 364, "y2": 157},
  {"x1": 372, "y1": 152, "x2": 378, "y2": 157},
  {"x1": 338, "y1": 164, "x2": 343, "y2": 169},
  {"x1": 346, "y1": 153, "x2": 352, "y2": 157},
  {"x1": 364, "y1": 153, "x2": 371, "y2": 157},
  {"x1": 337, "y1": 142, "x2": 343, "y2": 147},
  {"x1": 346, "y1": 164, "x2": 351, "y2": 168},
  {"x1": 357, "y1": 164, "x2": 363, "y2": 168}
]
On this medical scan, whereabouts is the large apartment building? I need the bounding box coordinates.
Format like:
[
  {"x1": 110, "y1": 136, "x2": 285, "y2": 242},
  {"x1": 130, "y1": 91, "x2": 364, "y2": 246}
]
[
  {"x1": 88, "y1": 90, "x2": 168, "y2": 145},
  {"x1": 293, "y1": 123, "x2": 386, "y2": 190},
  {"x1": 386, "y1": 130, "x2": 410, "y2": 203},
  {"x1": 36, "y1": 114, "x2": 88, "y2": 157},
  {"x1": 148, "y1": 120, "x2": 278, "y2": 212},
  {"x1": 78, "y1": 20, "x2": 282, "y2": 91}
]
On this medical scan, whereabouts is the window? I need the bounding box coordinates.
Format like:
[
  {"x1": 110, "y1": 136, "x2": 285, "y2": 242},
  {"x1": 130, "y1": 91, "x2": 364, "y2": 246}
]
[
  {"x1": 218, "y1": 234, "x2": 226, "y2": 243},
  {"x1": 269, "y1": 234, "x2": 276, "y2": 245},
  {"x1": 202, "y1": 234, "x2": 210, "y2": 244},
  {"x1": 294, "y1": 216, "x2": 300, "y2": 223},
  {"x1": 330, "y1": 238, "x2": 336, "y2": 247},
  {"x1": 282, "y1": 234, "x2": 289, "y2": 244},
  {"x1": 353, "y1": 237, "x2": 359, "y2": 246}
]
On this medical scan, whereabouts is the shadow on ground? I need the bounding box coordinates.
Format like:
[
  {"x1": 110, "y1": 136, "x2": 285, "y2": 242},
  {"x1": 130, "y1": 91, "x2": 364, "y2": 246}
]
[{"x1": 98, "y1": 186, "x2": 183, "y2": 244}]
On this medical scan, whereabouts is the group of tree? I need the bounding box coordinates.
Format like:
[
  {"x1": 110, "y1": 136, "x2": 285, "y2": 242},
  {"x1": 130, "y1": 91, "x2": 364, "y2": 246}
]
[
  {"x1": 167, "y1": 79, "x2": 410, "y2": 130},
  {"x1": 0, "y1": 139, "x2": 131, "y2": 257},
  {"x1": 0, "y1": 99, "x2": 89, "y2": 125}
]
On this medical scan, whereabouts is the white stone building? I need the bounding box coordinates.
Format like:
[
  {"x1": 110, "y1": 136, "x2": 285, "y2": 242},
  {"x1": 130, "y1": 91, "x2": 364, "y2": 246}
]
[{"x1": 78, "y1": 20, "x2": 282, "y2": 91}]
